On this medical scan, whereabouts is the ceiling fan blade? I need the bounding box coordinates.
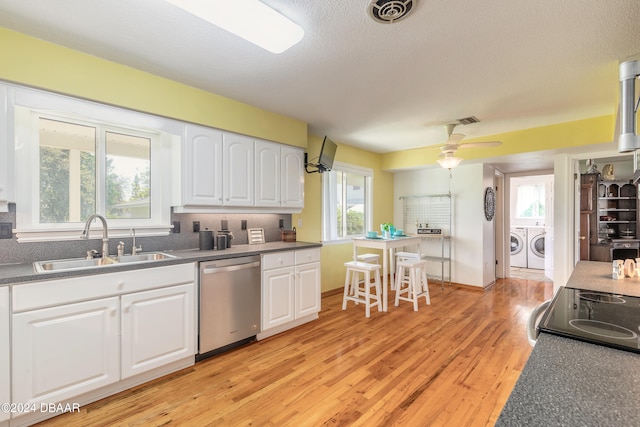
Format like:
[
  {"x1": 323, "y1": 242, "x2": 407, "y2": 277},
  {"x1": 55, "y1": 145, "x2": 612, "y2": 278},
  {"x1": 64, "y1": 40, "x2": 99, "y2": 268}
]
[
  {"x1": 457, "y1": 140, "x2": 502, "y2": 149},
  {"x1": 448, "y1": 133, "x2": 465, "y2": 144}
]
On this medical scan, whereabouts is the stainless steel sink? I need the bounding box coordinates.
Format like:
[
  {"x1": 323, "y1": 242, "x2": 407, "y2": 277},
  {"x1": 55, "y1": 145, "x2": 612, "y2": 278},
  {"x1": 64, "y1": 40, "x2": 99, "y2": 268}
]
[{"x1": 33, "y1": 251, "x2": 176, "y2": 273}]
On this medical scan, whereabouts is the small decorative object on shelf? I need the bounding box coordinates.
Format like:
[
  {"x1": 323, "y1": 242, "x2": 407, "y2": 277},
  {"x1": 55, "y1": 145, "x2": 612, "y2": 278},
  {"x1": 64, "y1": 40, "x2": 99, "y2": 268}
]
[
  {"x1": 484, "y1": 187, "x2": 495, "y2": 221},
  {"x1": 602, "y1": 164, "x2": 615, "y2": 180},
  {"x1": 586, "y1": 159, "x2": 598, "y2": 174}
]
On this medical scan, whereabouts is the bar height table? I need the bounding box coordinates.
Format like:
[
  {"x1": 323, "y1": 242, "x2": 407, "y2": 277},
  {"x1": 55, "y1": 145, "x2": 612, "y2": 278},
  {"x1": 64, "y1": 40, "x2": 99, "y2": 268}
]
[{"x1": 352, "y1": 235, "x2": 422, "y2": 312}]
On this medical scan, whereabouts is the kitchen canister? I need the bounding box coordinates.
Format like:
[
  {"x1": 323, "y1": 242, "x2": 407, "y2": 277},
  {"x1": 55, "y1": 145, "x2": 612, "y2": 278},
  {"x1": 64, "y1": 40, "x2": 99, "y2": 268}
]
[
  {"x1": 199, "y1": 230, "x2": 214, "y2": 250},
  {"x1": 216, "y1": 234, "x2": 227, "y2": 250},
  {"x1": 218, "y1": 230, "x2": 233, "y2": 248}
]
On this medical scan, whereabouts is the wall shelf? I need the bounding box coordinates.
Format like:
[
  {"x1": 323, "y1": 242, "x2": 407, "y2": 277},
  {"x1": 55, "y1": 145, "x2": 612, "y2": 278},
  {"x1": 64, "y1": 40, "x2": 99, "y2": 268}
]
[{"x1": 400, "y1": 194, "x2": 452, "y2": 288}]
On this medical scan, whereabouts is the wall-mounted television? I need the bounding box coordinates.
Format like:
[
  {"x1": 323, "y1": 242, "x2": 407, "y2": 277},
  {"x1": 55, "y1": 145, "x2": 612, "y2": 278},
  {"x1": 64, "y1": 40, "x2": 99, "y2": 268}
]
[{"x1": 317, "y1": 136, "x2": 337, "y2": 172}]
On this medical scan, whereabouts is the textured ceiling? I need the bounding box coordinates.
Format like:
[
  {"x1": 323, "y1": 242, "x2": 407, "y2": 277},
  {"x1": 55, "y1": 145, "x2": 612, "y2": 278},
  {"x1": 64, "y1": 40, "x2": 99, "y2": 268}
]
[{"x1": 0, "y1": 0, "x2": 639, "y2": 171}]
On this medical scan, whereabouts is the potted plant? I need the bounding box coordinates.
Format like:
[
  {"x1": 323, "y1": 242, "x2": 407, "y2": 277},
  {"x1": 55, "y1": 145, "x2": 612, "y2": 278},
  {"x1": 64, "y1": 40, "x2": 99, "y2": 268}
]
[{"x1": 381, "y1": 222, "x2": 394, "y2": 238}]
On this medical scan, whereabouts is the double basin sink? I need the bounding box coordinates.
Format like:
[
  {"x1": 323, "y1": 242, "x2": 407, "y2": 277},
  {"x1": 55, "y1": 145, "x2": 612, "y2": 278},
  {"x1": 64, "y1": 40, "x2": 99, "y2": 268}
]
[{"x1": 33, "y1": 252, "x2": 176, "y2": 273}]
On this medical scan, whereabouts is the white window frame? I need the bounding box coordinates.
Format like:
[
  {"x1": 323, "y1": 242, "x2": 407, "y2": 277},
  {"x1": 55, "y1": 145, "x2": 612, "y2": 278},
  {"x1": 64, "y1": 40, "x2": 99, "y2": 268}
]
[
  {"x1": 10, "y1": 85, "x2": 179, "y2": 242},
  {"x1": 322, "y1": 161, "x2": 373, "y2": 244}
]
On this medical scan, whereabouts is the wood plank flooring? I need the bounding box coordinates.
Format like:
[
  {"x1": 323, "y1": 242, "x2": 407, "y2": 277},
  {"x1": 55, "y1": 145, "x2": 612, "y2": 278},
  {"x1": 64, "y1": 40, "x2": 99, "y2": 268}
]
[{"x1": 35, "y1": 277, "x2": 553, "y2": 427}]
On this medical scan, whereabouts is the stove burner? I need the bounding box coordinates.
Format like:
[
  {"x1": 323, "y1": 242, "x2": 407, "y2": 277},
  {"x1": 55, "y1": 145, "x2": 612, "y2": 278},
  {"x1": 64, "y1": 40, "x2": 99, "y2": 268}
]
[
  {"x1": 569, "y1": 319, "x2": 638, "y2": 340},
  {"x1": 577, "y1": 291, "x2": 626, "y2": 304}
]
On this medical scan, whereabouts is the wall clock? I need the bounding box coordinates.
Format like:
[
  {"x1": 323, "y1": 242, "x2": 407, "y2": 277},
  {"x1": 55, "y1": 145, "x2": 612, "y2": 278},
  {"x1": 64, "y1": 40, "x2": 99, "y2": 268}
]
[{"x1": 484, "y1": 187, "x2": 495, "y2": 221}]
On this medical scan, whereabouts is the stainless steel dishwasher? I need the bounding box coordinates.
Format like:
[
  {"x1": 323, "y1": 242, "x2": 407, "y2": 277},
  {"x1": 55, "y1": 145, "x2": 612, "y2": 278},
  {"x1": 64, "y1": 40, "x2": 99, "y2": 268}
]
[{"x1": 197, "y1": 255, "x2": 261, "y2": 360}]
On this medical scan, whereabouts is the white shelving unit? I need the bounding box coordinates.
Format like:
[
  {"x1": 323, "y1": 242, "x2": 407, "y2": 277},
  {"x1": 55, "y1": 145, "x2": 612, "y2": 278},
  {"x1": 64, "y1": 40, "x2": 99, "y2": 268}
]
[{"x1": 400, "y1": 193, "x2": 452, "y2": 288}]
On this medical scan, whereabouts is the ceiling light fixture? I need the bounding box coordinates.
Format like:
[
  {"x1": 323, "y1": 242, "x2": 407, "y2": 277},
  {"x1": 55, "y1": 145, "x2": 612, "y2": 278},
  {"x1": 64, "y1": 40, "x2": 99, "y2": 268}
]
[
  {"x1": 437, "y1": 152, "x2": 462, "y2": 169},
  {"x1": 166, "y1": 0, "x2": 304, "y2": 53}
]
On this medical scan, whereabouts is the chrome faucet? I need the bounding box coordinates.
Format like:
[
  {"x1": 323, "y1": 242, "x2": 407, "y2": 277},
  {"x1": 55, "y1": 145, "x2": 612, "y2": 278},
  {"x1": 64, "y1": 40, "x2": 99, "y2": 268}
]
[
  {"x1": 130, "y1": 228, "x2": 142, "y2": 255},
  {"x1": 81, "y1": 214, "x2": 109, "y2": 258}
]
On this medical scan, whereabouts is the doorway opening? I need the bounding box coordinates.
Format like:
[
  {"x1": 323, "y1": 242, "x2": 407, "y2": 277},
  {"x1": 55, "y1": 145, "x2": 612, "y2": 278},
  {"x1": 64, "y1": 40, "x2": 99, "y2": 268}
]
[{"x1": 508, "y1": 173, "x2": 554, "y2": 282}]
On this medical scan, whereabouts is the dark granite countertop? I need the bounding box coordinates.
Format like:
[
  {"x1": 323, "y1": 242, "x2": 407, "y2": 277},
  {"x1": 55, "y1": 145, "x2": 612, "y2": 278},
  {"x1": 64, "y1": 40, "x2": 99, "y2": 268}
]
[
  {"x1": 0, "y1": 241, "x2": 322, "y2": 285},
  {"x1": 496, "y1": 261, "x2": 640, "y2": 426}
]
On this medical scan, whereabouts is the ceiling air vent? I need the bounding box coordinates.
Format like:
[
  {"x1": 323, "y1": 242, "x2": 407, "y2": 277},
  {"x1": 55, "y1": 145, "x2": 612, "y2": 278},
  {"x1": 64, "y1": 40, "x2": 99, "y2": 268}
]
[
  {"x1": 367, "y1": 0, "x2": 415, "y2": 24},
  {"x1": 456, "y1": 116, "x2": 480, "y2": 125}
]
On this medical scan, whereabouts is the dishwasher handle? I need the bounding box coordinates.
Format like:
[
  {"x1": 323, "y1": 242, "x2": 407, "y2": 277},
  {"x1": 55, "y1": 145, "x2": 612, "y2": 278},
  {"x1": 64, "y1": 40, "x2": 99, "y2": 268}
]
[{"x1": 202, "y1": 261, "x2": 261, "y2": 275}]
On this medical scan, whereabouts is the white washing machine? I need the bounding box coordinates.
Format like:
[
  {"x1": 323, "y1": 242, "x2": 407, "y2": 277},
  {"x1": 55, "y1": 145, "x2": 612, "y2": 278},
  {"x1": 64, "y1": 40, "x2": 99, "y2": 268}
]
[
  {"x1": 527, "y1": 227, "x2": 545, "y2": 270},
  {"x1": 510, "y1": 227, "x2": 528, "y2": 268}
]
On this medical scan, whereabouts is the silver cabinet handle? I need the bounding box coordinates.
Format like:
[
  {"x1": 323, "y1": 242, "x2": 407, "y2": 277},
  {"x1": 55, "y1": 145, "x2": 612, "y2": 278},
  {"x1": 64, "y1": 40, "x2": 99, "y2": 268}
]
[{"x1": 202, "y1": 261, "x2": 260, "y2": 275}]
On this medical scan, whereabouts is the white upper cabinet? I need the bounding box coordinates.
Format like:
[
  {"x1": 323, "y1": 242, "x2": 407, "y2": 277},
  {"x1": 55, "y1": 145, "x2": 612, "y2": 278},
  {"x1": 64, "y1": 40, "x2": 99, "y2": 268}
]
[
  {"x1": 281, "y1": 145, "x2": 305, "y2": 208},
  {"x1": 0, "y1": 84, "x2": 12, "y2": 212},
  {"x1": 255, "y1": 140, "x2": 281, "y2": 207},
  {"x1": 176, "y1": 123, "x2": 304, "y2": 211},
  {"x1": 223, "y1": 133, "x2": 255, "y2": 207},
  {"x1": 181, "y1": 124, "x2": 224, "y2": 207}
]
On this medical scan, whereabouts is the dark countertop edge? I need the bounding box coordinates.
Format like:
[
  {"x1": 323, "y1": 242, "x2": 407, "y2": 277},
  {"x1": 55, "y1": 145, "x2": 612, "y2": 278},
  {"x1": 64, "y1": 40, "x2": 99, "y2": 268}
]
[{"x1": 0, "y1": 241, "x2": 323, "y2": 285}]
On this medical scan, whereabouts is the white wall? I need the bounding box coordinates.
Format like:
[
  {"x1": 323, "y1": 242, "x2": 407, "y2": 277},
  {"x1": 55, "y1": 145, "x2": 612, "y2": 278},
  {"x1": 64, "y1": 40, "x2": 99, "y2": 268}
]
[
  {"x1": 394, "y1": 163, "x2": 492, "y2": 288},
  {"x1": 482, "y1": 164, "x2": 497, "y2": 287}
]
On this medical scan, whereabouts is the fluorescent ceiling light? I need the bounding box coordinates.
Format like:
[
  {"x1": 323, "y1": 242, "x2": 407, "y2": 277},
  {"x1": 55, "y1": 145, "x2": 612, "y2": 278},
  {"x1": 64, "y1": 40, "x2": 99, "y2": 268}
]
[
  {"x1": 166, "y1": 0, "x2": 304, "y2": 53},
  {"x1": 437, "y1": 153, "x2": 462, "y2": 169}
]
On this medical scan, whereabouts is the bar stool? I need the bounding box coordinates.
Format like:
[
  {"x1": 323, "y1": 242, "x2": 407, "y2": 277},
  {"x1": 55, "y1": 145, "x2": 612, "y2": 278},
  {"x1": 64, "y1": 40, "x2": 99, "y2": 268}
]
[
  {"x1": 342, "y1": 261, "x2": 382, "y2": 318},
  {"x1": 352, "y1": 253, "x2": 380, "y2": 294},
  {"x1": 394, "y1": 252, "x2": 420, "y2": 290},
  {"x1": 394, "y1": 259, "x2": 430, "y2": 311},
  {"x1": 357, "y1": 253, "x2": 380, "y2": 264}
]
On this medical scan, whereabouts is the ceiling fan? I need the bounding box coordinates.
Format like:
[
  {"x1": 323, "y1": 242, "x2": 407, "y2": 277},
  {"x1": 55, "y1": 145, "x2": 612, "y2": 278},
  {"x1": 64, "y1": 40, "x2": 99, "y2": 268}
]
[{"x1": 432, "y1": 123, "x2": 502, "y2": 169}]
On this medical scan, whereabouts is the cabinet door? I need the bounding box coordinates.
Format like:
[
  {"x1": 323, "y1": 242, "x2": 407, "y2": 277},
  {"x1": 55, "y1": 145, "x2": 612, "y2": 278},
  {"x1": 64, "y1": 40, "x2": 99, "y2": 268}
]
[
  {"x1": 183, "y1": 125, "x2": 223, "y2": 206},
  {"x1": 223, "y1": 133, "x2": 254, "y2": 206},
  {"x1": 0, "y1": 288, "x2": 9, "y2": 423},
  {"x1": 281, "y1": 146, "x2": 305, "y2": 208},
  {"x1": 255, "y1": 140, "x2": 281, "y2": 207},
  {"x1": 0, "y1": 84, "x2": 9, "y2": 211},
  {"x1": 121, "y1": 283, "x2": 195, "y2": 379},
  {"x1": 12, "y1": 297, "x2": 120, "y2": 405},
  {"x1": 295, "y1": 262, "x2": 321, "y2": 318},
  {"x1": 262, "y1": 267, "x2": 295, "y2": 330}
]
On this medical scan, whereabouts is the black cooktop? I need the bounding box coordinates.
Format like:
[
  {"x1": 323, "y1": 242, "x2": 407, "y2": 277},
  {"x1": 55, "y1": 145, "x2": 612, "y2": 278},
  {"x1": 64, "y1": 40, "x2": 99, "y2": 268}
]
[{"x1": 539, "y1": 286, "x2": 640, "y2": 354}]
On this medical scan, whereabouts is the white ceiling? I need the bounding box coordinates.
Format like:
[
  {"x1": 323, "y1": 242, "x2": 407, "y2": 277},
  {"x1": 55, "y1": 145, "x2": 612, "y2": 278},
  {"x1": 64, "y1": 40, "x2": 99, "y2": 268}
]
[{"x1": 0, "y1": 0, "x2": 639, "y2": 172}]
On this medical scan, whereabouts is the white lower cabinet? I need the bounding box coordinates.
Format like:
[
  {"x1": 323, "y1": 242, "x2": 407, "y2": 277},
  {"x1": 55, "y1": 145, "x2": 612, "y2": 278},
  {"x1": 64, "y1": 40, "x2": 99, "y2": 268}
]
[
  {"x1": 12, "y1": 297, "x2": 120, "y2": 406},
  {"x1": 121, "y1": 283, "x2": 195, "y2": 379},
  {"x1": 262, "y1": 260, "x2": 296, "y2": 330},
  {"x1": 260, "y1": 248, "x2": 321, "y2": 338},
  {"x1": 10, "y1": 263, "x2": 195, "y2": 425},
  {"x1": 0, "y1": 287, "x2": 10, "y2": 424}
]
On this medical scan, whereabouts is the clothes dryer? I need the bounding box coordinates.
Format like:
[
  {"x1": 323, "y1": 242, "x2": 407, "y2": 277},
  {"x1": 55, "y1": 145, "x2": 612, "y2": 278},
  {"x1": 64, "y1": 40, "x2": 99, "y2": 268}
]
[
  {"x1": 527, "y1": 227, "x2": 545, "y2": 269},
  {"x1": 510, "y1": 227, "x2": 528, "y2": 268}
]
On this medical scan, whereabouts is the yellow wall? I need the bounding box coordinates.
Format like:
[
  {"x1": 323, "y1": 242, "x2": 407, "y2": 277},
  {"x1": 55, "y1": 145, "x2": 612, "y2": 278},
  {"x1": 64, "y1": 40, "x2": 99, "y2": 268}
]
[
  {"x1": 293, "y1": 135, "x2": 394, "y2": 292},
  {"x1": 1, "y1": 26, "x2": 621, "y2": 293},
  {"x1": 383, "y1": 115, "x2": 616, "y2": 170},
  {"x1": 0, "y1": 27, "x2": 307, "y2": 147}
]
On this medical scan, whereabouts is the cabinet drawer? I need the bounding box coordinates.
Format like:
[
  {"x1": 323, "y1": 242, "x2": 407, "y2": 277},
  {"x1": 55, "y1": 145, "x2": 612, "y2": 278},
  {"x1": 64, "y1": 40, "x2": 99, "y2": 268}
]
[
  {"x1": 262, "y1": 251, "x2": 295, "y2": 270},
  {"x1": 295, "y1": 248, "x2": 321, "y2": 265},
  {"x1": 12, "y1": 263, "x2": 196, "y2": 313}
]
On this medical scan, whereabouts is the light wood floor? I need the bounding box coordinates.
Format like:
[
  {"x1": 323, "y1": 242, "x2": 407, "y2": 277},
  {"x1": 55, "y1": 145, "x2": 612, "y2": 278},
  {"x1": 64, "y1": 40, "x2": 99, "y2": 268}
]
[{"x1": 36, "y1": 277, "x2": 554, "y2": 427}]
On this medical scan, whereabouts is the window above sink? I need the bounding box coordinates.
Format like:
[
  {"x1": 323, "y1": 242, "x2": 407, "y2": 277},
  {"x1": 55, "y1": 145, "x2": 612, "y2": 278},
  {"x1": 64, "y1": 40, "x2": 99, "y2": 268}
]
[{"x1": 9, "y1": 84, "x2": 180, "y2": 242}]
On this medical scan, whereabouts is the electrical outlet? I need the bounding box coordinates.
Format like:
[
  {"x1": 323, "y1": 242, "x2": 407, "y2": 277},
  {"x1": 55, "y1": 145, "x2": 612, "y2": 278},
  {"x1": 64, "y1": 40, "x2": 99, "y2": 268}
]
[
  {"x1": 193, "y1": 221, "x2": 200, "y2": 232},
  {"x1": 221, "y1": 219, "x2": 228, "y2": 230},
  {"x1": 0, "y1": 222, "x2": 12, "y2": 239},
  {"x1": 298, "y1": 219, "x2": 303, "y2": 228},
  {"x1": 173, "y1": 221, "x2": 181, "y2": 233},
  {"x1": 279, "y1": 219, "x2": 284, "y2": 229},
  {"x1": 241, "y1": 220, "x2": 247, "y2": 230}
]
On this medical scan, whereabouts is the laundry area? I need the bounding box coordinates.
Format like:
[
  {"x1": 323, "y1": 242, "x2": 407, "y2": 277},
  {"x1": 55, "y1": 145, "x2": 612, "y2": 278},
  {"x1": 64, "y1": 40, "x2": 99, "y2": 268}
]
[{"x1": 509, "y1": 174, "x2": 553, "y2": 281}]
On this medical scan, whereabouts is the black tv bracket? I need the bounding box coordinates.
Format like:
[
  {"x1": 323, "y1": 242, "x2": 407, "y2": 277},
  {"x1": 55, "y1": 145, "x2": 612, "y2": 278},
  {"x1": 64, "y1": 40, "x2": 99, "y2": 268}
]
[{"x1": 304, "y1": 153, "x2": 327, "y2": 174}]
